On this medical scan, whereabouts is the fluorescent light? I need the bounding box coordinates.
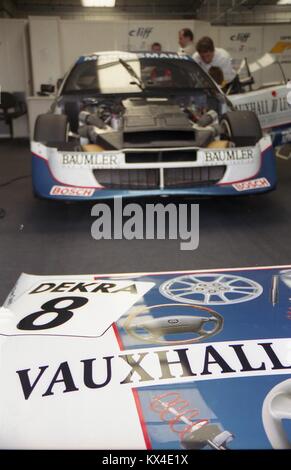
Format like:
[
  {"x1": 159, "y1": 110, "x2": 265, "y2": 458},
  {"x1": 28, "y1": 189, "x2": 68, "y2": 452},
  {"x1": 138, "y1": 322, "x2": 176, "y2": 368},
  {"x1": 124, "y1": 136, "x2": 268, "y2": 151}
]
[
  {"x1": 81, "y1": 0, "x2": 116, "y2": 7},
  {"x1": 277, "y1": 0, "x2": 291, "y2": 5}
]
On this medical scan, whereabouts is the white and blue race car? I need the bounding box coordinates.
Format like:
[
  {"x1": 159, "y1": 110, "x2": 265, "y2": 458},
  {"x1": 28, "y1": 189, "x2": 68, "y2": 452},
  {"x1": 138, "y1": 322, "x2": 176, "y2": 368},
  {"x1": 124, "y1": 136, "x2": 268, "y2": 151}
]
[
  {"x1": 31, "y1": 51, "x2": 277, "y2": 201},
  {"x1": 228, "y1": 58, "x2": 291, "y2": 152}
]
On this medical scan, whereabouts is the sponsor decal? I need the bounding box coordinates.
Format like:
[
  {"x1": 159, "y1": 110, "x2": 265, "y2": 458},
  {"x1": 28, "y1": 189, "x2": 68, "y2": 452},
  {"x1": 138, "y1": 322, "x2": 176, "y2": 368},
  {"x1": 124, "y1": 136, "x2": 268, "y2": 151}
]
[
  {"x1": 235, "y1": 96, "x2": 289, "y2": 116},
  {"x1": 0, "y1": 278, "x2": 154, "y2": 338},
  {"x1": 137, "y1": 51, "x2": 191, "y2": 61},
  {"x1": 79, "y1": 52, "x2": 135, "y2": 63},
  {"x1": 233, "y1": 177, "x2": 271, "y2": 192},
  {"x1": 60, "y1": 152, "x2": 125, "y2": 168},
  {"x1": 15, "y1": 338, "x2": 291, "y2": 400},
  {"x1": 80, "y1": 54, "x2": 99, "y2": 62},
  {"x1": 78, "y1": 52, "x2": 191, "y2": 63},
  {"x1": 129, "y1": 27, "x2": 153, "y2": 39},
  {"x1": 28, "y1": 280, "x2": 139, "y2": 295},
  {"x1": 50, "y1": 186, "x2": 95, "y2": 197},
  {"x1": 2, "y1": 266, "x2": 291, "y2": 450},
  {"x1": 230, "y1": 33, "x2": 250, "y2": 43},
  {"x1": 202, "y1": 148, "x2": 254, "y2": 163}
]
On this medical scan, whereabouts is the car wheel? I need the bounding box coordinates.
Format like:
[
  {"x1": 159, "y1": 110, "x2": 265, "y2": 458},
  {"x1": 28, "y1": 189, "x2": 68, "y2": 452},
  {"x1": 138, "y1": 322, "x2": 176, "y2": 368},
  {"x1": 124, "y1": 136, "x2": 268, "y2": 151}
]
[
  {"x1": 221, "y1": 111, "x2": 262, "y2": 147},
  {"x1": 34, "y1": 113, "x2": 69, "y2": 143}
]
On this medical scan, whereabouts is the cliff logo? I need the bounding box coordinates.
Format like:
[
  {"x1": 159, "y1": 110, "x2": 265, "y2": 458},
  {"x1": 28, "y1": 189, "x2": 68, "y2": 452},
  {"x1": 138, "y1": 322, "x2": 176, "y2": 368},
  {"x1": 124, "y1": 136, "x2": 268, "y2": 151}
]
[
  {"x1": 230, "y1": 33, "x2": 250, "y2": 43},
  {"x1": 129, "y1": 27, "x2": 153, "y2": 39}
]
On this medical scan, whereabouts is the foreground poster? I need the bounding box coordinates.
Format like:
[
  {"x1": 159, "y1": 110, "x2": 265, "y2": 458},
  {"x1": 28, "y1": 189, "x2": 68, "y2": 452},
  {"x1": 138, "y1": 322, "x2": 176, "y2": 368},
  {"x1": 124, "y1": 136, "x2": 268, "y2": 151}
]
[{"x1": 0, "y1": 265, "x2": 291, "y2": 449}]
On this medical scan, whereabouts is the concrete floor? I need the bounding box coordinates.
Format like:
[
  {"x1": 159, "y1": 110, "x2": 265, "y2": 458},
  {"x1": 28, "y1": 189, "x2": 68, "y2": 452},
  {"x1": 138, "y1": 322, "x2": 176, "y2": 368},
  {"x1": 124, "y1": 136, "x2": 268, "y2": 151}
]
[{"x1": 0, "y1": 138, "x2": 290, "y2": 303}]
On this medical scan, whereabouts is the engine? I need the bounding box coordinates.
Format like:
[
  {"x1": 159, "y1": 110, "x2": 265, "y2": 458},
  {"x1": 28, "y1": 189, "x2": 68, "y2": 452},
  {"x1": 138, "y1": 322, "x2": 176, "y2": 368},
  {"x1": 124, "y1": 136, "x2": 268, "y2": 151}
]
[{"x1": 78, "y1": 97, "x2": 222, "y2": 150}]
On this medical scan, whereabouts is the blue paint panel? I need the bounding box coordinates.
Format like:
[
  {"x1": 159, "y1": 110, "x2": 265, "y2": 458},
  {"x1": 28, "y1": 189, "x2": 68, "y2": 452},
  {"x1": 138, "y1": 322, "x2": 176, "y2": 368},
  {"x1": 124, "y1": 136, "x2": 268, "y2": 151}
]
[{"x1": 110, "y1": 267, "x2": 291, "y2": 449}]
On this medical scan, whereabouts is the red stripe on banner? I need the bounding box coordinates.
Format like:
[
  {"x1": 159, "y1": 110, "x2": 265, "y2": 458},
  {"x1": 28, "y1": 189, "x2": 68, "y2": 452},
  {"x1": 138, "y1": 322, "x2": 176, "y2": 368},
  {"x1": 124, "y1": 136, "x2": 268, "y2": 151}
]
[
  {"x1": 132, "y1": 388, "x2": 152, "y2": 450},
  {"x1": 112, "y1": 322, "x2": 124, "y2": 350}
]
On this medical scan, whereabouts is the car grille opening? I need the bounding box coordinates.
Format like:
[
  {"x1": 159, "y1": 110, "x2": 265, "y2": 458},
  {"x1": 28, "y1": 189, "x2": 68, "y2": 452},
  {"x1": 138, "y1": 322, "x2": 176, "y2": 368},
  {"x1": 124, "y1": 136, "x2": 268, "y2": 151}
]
[
  {"x1": 125, "y1": 150, "x2": 197, "y2": 164},
  {"x1": 93, "y1": 166, "x2": 226, "y2": 190},
  {"x1": 124, "y1": 130, "x2": 196, "y2": 147}
]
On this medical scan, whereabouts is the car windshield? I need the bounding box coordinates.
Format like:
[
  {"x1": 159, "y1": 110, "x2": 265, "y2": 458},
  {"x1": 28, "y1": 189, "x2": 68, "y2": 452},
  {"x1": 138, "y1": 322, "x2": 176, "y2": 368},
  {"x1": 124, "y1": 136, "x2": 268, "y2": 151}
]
[{"x1": 63, "y1": 55, "x2": 217, "y2": 94}]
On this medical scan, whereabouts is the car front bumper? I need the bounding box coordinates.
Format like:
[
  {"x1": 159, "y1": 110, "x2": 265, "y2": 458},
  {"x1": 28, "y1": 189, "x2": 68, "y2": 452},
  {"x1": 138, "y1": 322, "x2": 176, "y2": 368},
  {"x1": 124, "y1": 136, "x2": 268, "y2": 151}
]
[{"x1": 31, "y1": 136, "x2": 277, "y2": 200}]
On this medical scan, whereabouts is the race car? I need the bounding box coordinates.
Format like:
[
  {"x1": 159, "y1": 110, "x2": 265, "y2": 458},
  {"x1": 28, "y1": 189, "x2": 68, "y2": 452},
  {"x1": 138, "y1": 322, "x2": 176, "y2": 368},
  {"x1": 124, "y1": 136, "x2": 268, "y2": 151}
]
[
  {"x1": 31, "y1": 51, "x2": 277, "y2": 201},
  {"x1": 1, "y1": 265, "x2": 291, "y2": 449},
  {"x1": 227, "y1": 58, "x2": 291, "y2": 152}
]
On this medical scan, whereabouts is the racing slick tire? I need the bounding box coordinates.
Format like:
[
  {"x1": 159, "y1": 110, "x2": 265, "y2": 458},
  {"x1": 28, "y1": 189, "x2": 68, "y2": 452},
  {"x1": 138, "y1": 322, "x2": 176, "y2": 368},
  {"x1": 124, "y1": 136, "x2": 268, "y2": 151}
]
[
  {"x1": 34, "y1": 113, "x2": 69, "y2": 143},
  {"x1": 221, "y1": 111, "x2": 262, "y2": 147}
]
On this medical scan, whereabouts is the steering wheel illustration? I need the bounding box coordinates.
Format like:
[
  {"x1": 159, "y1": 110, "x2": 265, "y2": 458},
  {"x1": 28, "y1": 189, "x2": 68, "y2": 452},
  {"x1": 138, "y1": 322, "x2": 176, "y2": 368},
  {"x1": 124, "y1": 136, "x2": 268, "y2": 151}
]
[
  {"x1": 160, "y1": 273, "x2": 263, "y2": 305},
  {"x1": 123, "y1": 303, "x2": 223, "y2": 345},
  {"x1": 262, "y1": 379, "x2": 291, "y2": 449}
]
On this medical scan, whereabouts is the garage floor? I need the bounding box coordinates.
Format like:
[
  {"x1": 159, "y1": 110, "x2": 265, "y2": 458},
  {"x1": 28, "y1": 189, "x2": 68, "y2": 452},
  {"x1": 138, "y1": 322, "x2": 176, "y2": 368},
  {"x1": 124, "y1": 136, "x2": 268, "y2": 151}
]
[{"x1": 0, "y1": 138, "x2": 290, "y2": 303}]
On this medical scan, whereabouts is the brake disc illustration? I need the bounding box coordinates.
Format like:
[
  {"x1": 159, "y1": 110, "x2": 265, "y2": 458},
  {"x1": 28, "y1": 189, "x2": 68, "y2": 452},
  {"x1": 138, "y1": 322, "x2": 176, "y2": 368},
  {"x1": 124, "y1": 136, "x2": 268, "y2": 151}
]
[
  {"x1": 123, "y1": 303, "x2": 223, "y2": 345},
  {"x1": 262, "y1": 379, "x2": 291, "y2": 449},
  {"x1": 160, "y1": 273, "x2": 263, "y2": 305}
]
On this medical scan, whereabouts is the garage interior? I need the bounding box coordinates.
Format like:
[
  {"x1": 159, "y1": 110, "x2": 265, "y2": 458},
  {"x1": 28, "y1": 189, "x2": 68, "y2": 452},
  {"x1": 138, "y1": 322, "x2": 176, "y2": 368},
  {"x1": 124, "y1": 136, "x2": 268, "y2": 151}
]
[
  {"x1": 0, "y1": 0, "x2": 291, "y2": 301},
  {"x1": 1, "y1": 0, "x2": 291, "y2": 454}
]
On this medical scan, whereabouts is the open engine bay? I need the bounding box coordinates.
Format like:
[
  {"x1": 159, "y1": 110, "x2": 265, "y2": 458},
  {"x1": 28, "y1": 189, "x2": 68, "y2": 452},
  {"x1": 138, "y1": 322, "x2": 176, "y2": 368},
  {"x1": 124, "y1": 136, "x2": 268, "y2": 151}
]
[{"x1": 56, "y1": 92, "x2": 229, "y2": 155}]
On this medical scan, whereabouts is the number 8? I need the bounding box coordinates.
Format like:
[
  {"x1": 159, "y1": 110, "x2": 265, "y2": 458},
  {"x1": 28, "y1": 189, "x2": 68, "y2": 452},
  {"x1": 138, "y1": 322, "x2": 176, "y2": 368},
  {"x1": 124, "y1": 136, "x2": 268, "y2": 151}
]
[{"x1": 17, "y1": 297, "x2": 88, "y2": 331}]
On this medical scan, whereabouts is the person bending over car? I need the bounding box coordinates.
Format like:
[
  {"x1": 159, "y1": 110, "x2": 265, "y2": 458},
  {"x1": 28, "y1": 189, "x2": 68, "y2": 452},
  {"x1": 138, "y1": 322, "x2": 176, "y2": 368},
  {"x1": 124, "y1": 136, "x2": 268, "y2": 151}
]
[{"x1": 193, "y1": 37, "x2": 240, "y2": 92}]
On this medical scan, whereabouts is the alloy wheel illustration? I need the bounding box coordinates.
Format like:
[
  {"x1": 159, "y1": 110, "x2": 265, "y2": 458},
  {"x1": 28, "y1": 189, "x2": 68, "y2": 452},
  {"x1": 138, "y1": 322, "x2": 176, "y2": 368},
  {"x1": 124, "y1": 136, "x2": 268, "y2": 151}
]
[{"x1": 160, "y1": 273, "x2": 263, "y2": 305}]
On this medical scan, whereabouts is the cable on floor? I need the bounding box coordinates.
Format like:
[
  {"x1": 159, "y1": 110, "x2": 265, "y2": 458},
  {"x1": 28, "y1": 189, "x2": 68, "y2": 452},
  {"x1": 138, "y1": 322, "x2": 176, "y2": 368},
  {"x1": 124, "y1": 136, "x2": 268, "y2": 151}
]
[{"x1": 0, "y1": 175, "x2": 31, "y2": 188}]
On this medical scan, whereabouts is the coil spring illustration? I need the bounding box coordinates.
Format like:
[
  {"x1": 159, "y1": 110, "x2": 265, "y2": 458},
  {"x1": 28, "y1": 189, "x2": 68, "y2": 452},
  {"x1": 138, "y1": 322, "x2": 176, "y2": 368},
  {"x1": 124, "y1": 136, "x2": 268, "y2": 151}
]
[{"x1": 150, "y1": 391, "x2": 209, "y2": 442}]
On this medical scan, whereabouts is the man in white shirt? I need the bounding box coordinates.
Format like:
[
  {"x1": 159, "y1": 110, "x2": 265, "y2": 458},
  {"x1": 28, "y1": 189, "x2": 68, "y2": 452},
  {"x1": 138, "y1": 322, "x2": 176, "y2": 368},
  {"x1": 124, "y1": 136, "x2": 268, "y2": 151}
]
[
  {"x1": 193, "y1": 36, "x2": 236, "y2": 84},
  {"x1": 178, "y1": 28, "x2": 195, "y2": 56}
]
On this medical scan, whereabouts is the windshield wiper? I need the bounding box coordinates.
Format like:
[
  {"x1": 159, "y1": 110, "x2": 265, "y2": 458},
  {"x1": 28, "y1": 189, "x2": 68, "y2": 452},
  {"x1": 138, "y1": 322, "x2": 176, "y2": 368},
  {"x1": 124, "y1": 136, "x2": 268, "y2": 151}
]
[{"x1": 119, "y1": 58, "x2": 145, "y2": 91}]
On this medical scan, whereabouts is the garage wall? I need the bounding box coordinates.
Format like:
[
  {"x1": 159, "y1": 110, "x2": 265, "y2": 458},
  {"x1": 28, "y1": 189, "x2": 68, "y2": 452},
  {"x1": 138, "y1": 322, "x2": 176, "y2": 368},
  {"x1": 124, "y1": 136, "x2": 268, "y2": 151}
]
[
  {"x1": 127, "y1": 19, "x2": 195, "y2": 52},
  {"x1": 60, "y1": 19, "x2": 201, "y2": 73},
  {"x1": 60, "y1": 19, "x2": 128, "y2": 72},
  {"x1": 29, "y1": 16, "x2": 63, "y2": 94},
  {"x1": 217, "y1": 26, "x2": 264, "y2": 85},
  {"x1": 0, "y1": 19, "x2": 30, "y2": 137}
]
